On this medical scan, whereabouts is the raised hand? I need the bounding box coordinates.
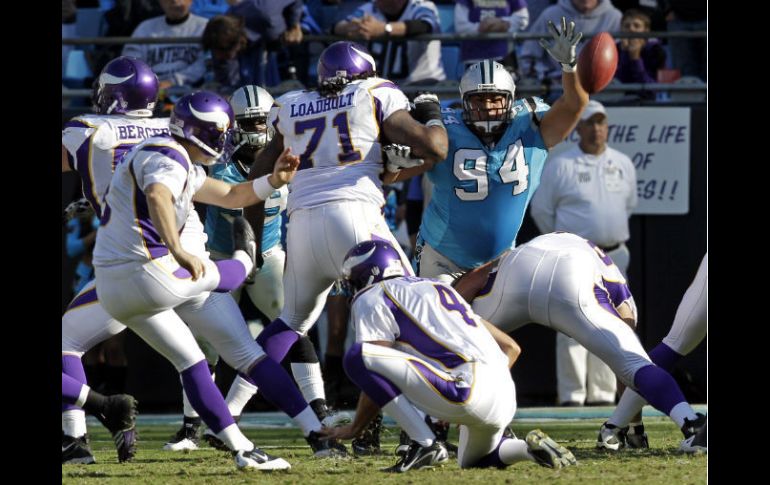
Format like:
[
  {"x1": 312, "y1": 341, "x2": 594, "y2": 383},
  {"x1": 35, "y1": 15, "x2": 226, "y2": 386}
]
[{"x1": 539, "y1": 16, "x2": 583, "y2": 72}]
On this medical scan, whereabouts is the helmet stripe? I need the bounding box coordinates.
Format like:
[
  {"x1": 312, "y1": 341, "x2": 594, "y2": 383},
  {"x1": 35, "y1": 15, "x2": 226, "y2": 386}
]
[{"x1": 488, "y1": 60, "x2": 494, "y2": 84}]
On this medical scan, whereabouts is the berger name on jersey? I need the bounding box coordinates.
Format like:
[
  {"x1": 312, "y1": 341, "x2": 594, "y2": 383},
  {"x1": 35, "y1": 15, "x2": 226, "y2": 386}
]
[
  {"x1": 116, "y1": 125, "x2": 170, "y2": 141},
  {"x1": 289, "y1": 92, "x2": 355, "y2": 118}
]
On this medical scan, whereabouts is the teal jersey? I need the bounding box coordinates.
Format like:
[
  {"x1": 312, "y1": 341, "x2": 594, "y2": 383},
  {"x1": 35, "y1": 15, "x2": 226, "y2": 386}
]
[
  {"x1": 204, "y1": 162, "x2": 286, "y2": 254},
  {"x1": 420, "y1": 97, "x2": 550, "y2": 269}
]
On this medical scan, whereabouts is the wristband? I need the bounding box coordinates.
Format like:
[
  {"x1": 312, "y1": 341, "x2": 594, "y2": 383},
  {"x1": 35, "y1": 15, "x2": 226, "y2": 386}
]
[{"x1": 252, "y1": 174, "x2": 276, "y2": 201}]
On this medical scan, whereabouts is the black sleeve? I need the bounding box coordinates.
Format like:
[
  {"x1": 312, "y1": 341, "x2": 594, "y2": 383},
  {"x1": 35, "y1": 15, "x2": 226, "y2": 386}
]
[{"x1": 404, "y1": 20, "x2": 433, "y2": 36}]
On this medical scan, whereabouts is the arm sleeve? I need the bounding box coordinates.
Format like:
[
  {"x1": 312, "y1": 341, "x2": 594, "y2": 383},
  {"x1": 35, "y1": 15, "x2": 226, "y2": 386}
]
[
  {"x1": 135, "y1": 155, "x2": 189, "y2": 199},
  {"x1": 372, "y1": 83, "x2": 411, "y2": 121},
  {"x1": 61, "y1": 120, "x2": 96, "y2": 172},
  {"x1": 410, "y1": 4, "x2": 441, "y2": 33},
  {"x1": 352, "y1": 291, "x2": 399, "y2": 343}
]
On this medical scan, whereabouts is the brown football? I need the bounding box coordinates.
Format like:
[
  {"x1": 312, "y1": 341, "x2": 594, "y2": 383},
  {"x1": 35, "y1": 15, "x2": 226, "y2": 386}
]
[{"x1": 577, "y1": 32, "x2": 618, "y2": 94}]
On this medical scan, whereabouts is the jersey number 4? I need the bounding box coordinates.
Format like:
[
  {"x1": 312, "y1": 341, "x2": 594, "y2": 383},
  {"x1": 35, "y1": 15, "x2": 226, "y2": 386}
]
[{"x1": 453, "y1": 140, "x2": 528, "y2": 201}]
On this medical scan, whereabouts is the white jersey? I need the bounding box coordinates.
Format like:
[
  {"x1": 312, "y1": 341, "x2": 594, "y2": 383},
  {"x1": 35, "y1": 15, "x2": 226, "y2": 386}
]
[
  {"x1": 62, "y1": 115, "x2": 170, "y2": 217},
  {"x1": 93, "y1": 136, "x2": 207, "y2": 266},
  {"x1": 270, "y1": 77, "x2": 411, "y2": 214},
  {"x1": 351, "y1": 276, "x2": 509, "y2": 370}
]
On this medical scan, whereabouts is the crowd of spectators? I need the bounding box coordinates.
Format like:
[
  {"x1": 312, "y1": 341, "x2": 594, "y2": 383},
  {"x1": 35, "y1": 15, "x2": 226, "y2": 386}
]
[{"x1": 64, "y1": 0, "x2": 706, "y2": 103}]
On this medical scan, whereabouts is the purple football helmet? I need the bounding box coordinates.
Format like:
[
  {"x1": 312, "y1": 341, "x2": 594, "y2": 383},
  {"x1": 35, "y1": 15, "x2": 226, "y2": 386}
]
[
  {"x1": 342, "y1": 240, "x2": 406, "y2": 293},
  {"x1": 169, "y1": 91, "x2": 235, "y2": 164},
  {"x1": 93, "y1": 56, "x2": 159, "y2": 116},
  {"x1": 317, "y1": 41, "x2": 376, "y2": 90}
]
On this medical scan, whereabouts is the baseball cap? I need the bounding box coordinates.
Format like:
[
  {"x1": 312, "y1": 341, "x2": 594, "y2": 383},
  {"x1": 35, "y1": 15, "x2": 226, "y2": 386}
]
[{"x1": 580, "y1": 100, "x2": 607, "y2": 121}]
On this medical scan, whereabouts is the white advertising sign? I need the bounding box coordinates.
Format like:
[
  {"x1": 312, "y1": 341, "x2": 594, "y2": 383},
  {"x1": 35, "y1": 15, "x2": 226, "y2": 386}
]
[{"x1": 547, "y1": 107, "x2": 691, "y2": 214}]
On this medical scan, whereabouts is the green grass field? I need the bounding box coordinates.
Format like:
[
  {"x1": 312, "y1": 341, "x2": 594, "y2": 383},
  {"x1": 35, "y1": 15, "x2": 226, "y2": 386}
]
[{"x1": 62, "y1": 416, "x2": 706, "y2": 484}]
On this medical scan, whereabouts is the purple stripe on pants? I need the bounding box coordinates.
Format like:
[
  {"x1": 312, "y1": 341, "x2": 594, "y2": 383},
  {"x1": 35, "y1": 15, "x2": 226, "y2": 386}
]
[
  {"x1": 247, "y1": 356, "x2": 308, "y2": 418},
  {"x1": 62, "y1": 373, "x2": 85, "y2": 405},
  {"x1": 256, "y1": 318, "x2": 299, "y2": 363},
  {"x1": 603, "y1": 278, "x2": 633, "y2": 309},
  {"x1": 66, "y1": 287, "x2": 98, "y2": 312},
  {"x1": 594, "y1": 284, "x2": 621, "y2": 318},
  {"x1": 62, "y1": 355, "x2": 88, "y2": 411},
  {"x1": 344, "y1": 343, "x2": 401, "y2": 407},
  {"x1": 408, "y1": 359, "x2": 471, "y2": 403},
  {"x1": 180, "y1": 360, "x2": 235, "y2": 434},
  {"x1": 648, "y1": 343, "x2": 683, "y2": 371},
  {"x1": 170, "y1": 259, "x2": 247, "y2": 292},
  {"x1": 633, "y1": 364, "x2": 687, "y2": 415}
]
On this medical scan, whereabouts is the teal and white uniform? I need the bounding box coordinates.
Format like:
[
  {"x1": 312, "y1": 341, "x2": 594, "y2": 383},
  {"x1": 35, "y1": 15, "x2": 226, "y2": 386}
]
[{"x1": 417, "y1": 97, "x2": 550, "y2": 279}]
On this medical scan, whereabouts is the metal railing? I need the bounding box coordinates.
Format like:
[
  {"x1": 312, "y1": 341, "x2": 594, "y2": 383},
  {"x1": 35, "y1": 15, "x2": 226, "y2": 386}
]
[
  {"x1": 61, "y1": 30, "x2": 706, "y2": 46},
  {"x1": 62, "y1": 30, "x2": 706, "y2": 101}
]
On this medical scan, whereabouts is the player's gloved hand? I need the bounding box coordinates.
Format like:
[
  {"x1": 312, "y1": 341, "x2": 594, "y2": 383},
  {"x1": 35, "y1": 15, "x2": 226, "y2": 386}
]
[
  {"x1": 383, "y1": 144, "x2": 424, "y2": 174},
  {"x1": 63, "y1": 198, "x2": 95, "y2": 223},
  {"x1": 539, "y1": 16, "x2": 582, "y2": 72},
  {"x1": 410, "y1": 92, "x2": 444, "y2": 127}
]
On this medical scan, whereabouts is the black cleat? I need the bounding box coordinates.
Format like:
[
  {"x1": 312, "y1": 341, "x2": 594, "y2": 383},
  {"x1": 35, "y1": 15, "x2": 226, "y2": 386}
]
[
  {"x1": 680, "y1": 416, "x2": 706, "y2": 453},
  {"x1": 681, "y1": 412, "x2": 707, "y2": 438},
  {"x1": 62, "y1": 433, "x2": 96, "y2": 465},
  {"x1": 384, "y1": 440, "x2": 448, "y2": 473},
  {"x1": 626, "y1": 423, "x2": 649, "y2": 449},
  {"x1": 352, "y1": 413, "x2": 383, "y2": 456},
  {"x1": 396, "y1": 416, "x2": 457, "y2": 458},
  {"x1": 163, "y1": 421, "x2": 200, "y2": 451},
  {"x1": 232, "y1": 216, "x2": 258, "y2": 284},
  {"x1": 93, "y1": 394, "x2": 138, "y2": 463},
  {"x1": 203, "y1": 414, "x2": 240, "y2": 451},
  {"x1": 305, "y1": 430, "x2": 348, "y2": 458},
  {"x1": 596, "y1": 421, "x2": 627, "y2": 451}
]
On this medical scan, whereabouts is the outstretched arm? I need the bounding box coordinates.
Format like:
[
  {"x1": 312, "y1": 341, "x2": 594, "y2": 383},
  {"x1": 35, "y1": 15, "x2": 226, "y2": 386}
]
[
  {"x1": 538, "y1": 17, "x2": 589, "y2": 148},
  {"x1": 244, "y1": 133, "x2": 286, "y2": 256}
]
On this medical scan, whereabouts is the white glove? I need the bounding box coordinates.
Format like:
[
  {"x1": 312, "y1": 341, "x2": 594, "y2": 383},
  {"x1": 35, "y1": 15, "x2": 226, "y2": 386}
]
[
  {"x1": 538, "y1": 16, "x2": 583, "y2": 72},
  {"x1": 412, "y1": 92, "x2": 440, "y2": 106},
  {"x1": 383, "y1": 144, "x2": 424, "y2": 174}
]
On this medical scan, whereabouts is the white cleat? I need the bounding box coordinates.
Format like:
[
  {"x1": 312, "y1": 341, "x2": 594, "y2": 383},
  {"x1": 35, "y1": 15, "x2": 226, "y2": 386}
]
[
  {"x1": 526, "y1": 429, "x2": 577, "y2": 469},
  {"x1": 234, "y1": 448, "x2": 292, "y2": 470}
]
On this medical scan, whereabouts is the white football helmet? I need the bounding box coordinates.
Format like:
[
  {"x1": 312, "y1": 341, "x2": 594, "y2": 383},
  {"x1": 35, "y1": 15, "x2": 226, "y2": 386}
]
[
  {"x1": 459, "y1": 60, "x2": 516, "y2": 135},
  {"x1": 228, "y1": 85, "x2": 275, "y2": 151}
]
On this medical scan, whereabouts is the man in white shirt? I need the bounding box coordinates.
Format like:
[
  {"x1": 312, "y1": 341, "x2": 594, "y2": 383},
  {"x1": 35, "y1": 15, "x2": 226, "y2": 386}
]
[
  {"x1": 123, "y1": 0, "x2": 209, "y2": 89},
  {"x1": 530, "y1": 99, "x2": 638, "y2": 407}
]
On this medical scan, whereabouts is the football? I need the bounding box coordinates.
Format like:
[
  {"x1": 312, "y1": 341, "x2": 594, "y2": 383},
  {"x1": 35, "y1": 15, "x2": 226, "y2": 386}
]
[{"x1": 577, "y1": 32, "x2": 618, "y2": 94}]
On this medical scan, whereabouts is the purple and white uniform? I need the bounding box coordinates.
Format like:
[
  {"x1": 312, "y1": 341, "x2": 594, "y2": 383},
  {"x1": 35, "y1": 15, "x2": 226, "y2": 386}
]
[
  {"x1": 350, "y1": 276, "x2": 517, "y2": 467},
  {"x1": 269, "y1": 77, "x2": 414, "y2": 334},
  {"x1": 471, "y1": 232, "x2": 650, "y2": 386},
  {"x1": 62, "y1": 117, "x2": 209, "y2": 360},
  {"x1": 91, "y1": 136, "x2": 259, "y2": 373}
]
